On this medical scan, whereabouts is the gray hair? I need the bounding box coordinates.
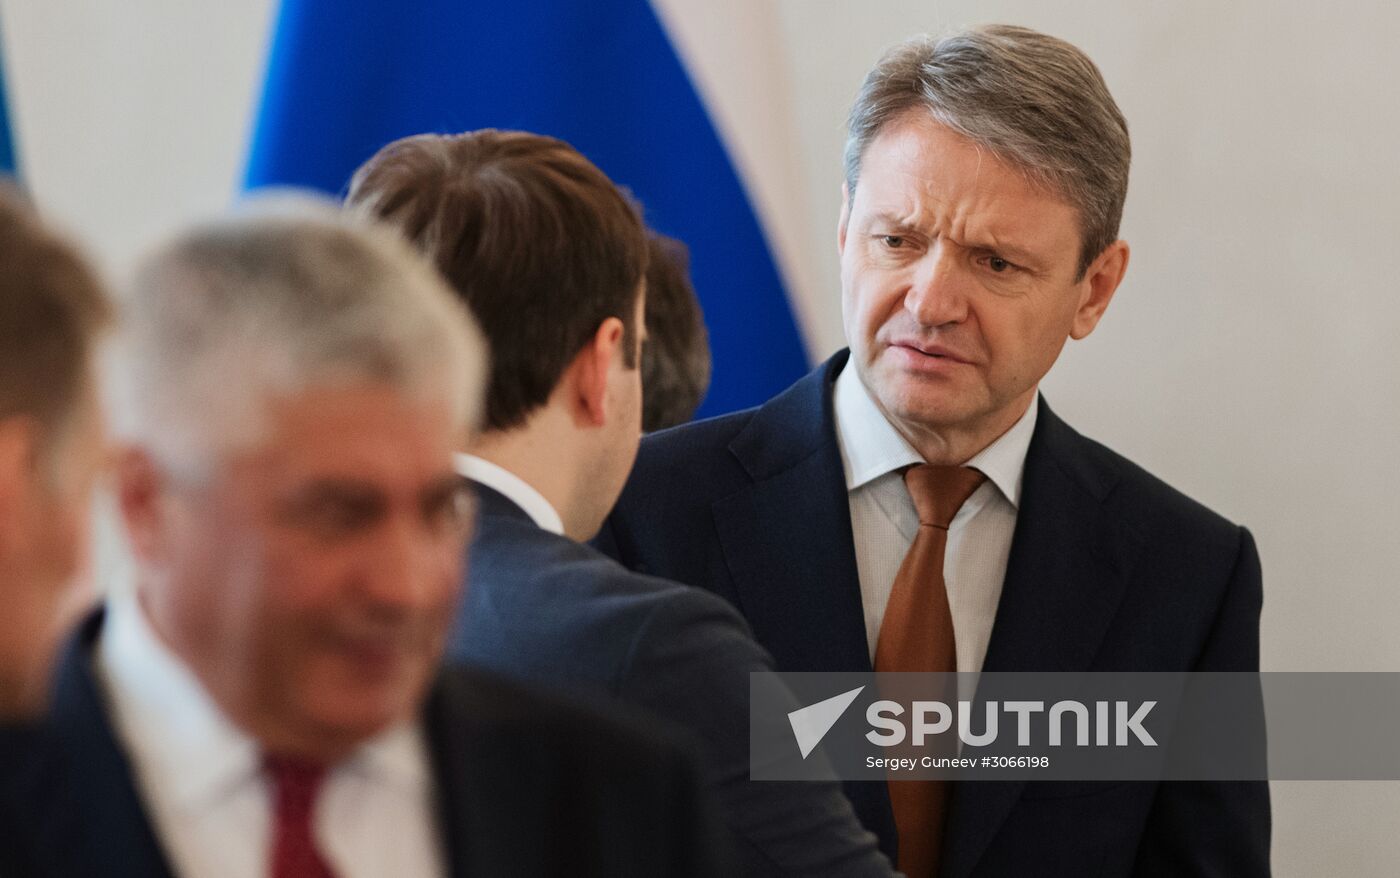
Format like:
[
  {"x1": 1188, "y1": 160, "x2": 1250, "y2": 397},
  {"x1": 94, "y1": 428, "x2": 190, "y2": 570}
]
[
  {"x1": 103, "y1": 197, "x2": 487, "y2": 479},
  {"x1": 843, "y1": 24, "x2": 1130, "y2": 276}
]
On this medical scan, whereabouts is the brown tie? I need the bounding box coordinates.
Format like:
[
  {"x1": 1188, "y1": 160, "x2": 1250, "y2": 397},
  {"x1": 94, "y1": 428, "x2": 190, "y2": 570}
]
[{"x1": 874, "y1": 464, "x2": 986, "y2": 878}]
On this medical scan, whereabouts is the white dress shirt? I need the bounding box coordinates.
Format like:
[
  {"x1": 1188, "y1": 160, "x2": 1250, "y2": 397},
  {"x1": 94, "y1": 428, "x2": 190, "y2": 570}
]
[
  {"x1": 97, "y1": 594, "x2": 446, "y2": 878},
  {"x1": 456, "y1": 453, "x2": 565, "y2": 535},
  {"x1": 832, "y1": 361, "x2": 1038, "y2": 673}
]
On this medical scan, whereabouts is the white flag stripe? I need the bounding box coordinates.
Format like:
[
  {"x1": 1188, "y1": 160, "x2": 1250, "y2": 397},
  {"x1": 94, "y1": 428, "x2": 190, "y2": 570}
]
[{"x1": 650, "y1": 0, "x2": 843, "y2": 361}]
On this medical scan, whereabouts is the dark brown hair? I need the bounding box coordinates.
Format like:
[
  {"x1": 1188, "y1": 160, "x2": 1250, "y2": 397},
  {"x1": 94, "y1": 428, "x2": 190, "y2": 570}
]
[
  {"x1": 641, "y1": 233, "x2": 710, "y2": 432},
  {"x1": 0, "y1": 185, "x2": 111, "y2": 452},
  {"x1": 346, "y1": 130, "x2": 648, "y2": 431}
]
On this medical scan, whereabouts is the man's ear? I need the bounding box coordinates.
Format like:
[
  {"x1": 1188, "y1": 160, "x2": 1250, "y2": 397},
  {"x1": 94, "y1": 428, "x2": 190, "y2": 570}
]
[
  {"x1": 1071, "y1": 240, "x2": 1130, "y2": 340},
  {"x1": 0, "y1": 416, "x2": 39, "y2": 556},
  {"x1": 837, "y1": 182, "x2": 852, "y2": 255},
  {"x1": 113, "y1": 448, "x2": 170, "y2": 563},
  {"x1": 567, "y1": 317, "x2": 626, "y2": 428}
]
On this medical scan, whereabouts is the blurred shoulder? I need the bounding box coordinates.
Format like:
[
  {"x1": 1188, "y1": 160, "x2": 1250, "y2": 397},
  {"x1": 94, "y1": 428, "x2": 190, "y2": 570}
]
[{"x1": 429, "y1": 663, "x2": 706, "y2": 783}]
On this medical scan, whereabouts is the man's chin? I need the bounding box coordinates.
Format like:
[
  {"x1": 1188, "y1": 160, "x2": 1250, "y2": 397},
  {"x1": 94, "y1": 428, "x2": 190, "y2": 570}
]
[
  {"x1": 292, "y1": 667, "x2": 431, "y2": 740},
  {"x1": 292, "y1": 695, "x2": 419, "y2": 754},
  {"x1": 875, "y1": 380, "x2": 982, "y2": 432}
]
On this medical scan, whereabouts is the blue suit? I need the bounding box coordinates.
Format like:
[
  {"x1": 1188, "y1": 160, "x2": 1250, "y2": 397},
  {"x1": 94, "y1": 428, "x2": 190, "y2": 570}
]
[
  {"x1": 598, "y1": 351, "x2": 1271, "y2": 877},
  {"x1": 454, "y1": 482, "x2": 893, "y2": 877},
  {"x1": 0, "y1": 609, "x2": 725, "y2": 878}
]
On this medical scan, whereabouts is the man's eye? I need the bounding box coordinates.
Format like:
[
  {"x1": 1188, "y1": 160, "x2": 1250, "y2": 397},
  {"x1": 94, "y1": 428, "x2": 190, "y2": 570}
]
[
  {"x1": 294, "y1": 503, "x2": 373, "y2": 537},
  {"x1": 425, "y1": 487, "x2": 474, "y2": 535},
  {"x1": 987, "y1": 256, "x2": 1012, "y2": 273},
  {"x1": 881, "y1": 235, "x2": 905, "y2": 249},
  {"x1": 280, "y1": 491, "x2": 382, "y2": 536}
]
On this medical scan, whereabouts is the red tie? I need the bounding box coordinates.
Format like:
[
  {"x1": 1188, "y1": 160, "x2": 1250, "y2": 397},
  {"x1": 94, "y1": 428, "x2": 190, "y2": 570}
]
[{"x1": 266, "y1": 755, "x2": 339, "y2": 878}]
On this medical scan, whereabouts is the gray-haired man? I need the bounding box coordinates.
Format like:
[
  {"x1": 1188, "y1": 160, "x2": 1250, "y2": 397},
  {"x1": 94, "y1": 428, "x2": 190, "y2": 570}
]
[
  {"x1": 0, "y1": 202, "x2": 724, "y2": 878},
  {"x1": 602, "y1": 24, "x2": 1269, "y2": 878}
]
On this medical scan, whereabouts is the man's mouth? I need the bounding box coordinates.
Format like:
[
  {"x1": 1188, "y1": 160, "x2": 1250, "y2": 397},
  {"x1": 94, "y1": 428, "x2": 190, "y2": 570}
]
[{"x1": 889, "y1": 341, "x2": 970, "y2": 365}]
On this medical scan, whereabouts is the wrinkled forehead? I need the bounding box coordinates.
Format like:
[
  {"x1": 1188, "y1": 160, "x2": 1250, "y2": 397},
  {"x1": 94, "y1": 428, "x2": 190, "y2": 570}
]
[{"x1": 850, "y1": 115, "x2": 1083, "y2": 262}]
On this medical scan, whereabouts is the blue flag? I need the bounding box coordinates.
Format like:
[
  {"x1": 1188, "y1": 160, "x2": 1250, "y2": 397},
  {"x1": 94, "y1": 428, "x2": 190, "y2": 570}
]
[
  {"x1": 0, "y1": 22, "x2": 17, "y2": 178},
  {"x1": 245, "y1": 0, "x2": 810, "y2": 419}
]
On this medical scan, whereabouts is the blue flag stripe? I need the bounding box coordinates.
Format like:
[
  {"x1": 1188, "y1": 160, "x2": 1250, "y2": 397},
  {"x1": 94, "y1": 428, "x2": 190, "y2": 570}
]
[
  {"x1": 0, "y1": 19, "x2": 16, "y2": 177},
  {"x1": 245, "y1": 0, "x2": 808, "y2": 418}
]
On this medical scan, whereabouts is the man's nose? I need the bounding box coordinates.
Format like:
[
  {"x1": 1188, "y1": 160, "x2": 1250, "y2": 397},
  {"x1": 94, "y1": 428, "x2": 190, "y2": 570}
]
[
  {"x1": 361, "y1": 515, "x2": 457, "y2": 611},
  {"x1": 904, "y1": 241, "x2": 969, "y2": 327}
]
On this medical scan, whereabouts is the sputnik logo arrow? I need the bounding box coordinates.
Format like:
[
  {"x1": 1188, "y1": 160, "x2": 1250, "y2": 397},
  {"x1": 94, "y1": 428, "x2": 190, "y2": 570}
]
[{"x1": 787, "y1": 686, "x2": 865, "y2": 759}]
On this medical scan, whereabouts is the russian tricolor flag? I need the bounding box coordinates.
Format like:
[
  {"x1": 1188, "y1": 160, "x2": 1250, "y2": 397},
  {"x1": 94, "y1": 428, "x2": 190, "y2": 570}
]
[{"x1": 245, "y1": 0, "x2": 817, "y2": 419}]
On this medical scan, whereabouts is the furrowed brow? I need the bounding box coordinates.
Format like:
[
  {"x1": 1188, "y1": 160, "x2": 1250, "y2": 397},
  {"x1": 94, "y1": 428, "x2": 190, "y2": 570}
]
[{"x1": 866, "y1": 211, "x2": 923, "y2": 233}]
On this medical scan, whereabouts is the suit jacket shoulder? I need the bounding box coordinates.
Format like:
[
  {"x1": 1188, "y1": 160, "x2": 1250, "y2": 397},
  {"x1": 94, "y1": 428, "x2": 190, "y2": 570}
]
[
  {"x1": 465, "y1": 490, "x2": 766, "y2": 694},
  {"x1": 0, "y1": 731, "x2": 52, "y2": 878},
  {"x1": 426, "y1": 664, "x2": 726, "y2": 878},
  {"x1": 1041, "y1": 408, "x2": 1245, "y2": 552},
  {"x1": 462, "y1": 486, "x2": 894, "y2": 876},
  {"x1": 0, "y1": 613, "x2": 178, "y2": 878},
  {"x1": 597, "y1": 353, "x2": 845, "y2": 599}
]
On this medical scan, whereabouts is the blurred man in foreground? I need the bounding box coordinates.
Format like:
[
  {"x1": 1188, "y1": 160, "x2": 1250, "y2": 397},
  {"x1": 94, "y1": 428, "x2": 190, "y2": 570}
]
[
  {"x1": 640, "y1": 232, "x2": 710, "y2": 432},
  {"x1": 0, "y1": 203, "x2": 721, "y2": 877},
  {"x1": 348, "y1": 130, "x2": 893, "y2": 876},
  {"x1": 0, "y1": 188, "x2": 109, "y2": 720}
]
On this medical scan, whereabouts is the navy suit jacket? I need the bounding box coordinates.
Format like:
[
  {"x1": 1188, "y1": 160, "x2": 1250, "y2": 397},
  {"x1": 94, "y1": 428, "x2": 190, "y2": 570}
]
[
  {"x1": 0, "y1": 609, "x2": 723, "y2": 878},
  {"x1": 454, "y1": 483, "x2": 893, "y2": 877},
  {"x1": 598, "y1": 351, "x2": 1271, "y2": 878}
]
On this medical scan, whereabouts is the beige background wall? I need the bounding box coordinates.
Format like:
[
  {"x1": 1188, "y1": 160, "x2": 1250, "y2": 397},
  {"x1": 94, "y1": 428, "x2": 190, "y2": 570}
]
[{"x1": 4, "y1": 0, "x2": 1397, "y2": 872}]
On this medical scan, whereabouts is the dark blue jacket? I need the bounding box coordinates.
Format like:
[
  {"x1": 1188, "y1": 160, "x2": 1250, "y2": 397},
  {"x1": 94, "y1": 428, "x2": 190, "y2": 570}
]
[
  {"x1": 598, "y1": 351, "x2": 1271, "y2": 878},
  {"x1": 455, "y1": 482, "x2": 894, "y2": 877}
]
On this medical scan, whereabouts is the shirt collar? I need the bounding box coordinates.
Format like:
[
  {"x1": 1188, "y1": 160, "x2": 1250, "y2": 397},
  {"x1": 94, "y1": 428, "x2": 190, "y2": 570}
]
[
  {"x1": 832, "y1": 360, "x2": 1038, "y2": 509},
  {"x1": 97, "y1": 592, "x2": 261, "y2": 810},
  {"x1": 455, "y1": 453, "x2": 565, "y2": 535},
  {"x1": 98, "y1": 593, "x2": 434, "y2": 806},
  {"x1": 339, "y1": 718, "x2": 433, "y2": 795},
  {"x1": 833, "y1": 361, "x2": 923, "y2": 491},
  {"x1": 964, "y1": 390, "x2": 1037, "y2": 509}
]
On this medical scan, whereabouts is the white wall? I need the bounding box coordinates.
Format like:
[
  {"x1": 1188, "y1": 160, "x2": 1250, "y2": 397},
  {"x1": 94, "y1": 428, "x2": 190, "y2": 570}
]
[
  {"x1": 0, "y1": 0, "x2": 277, "y2": 274},
  {"x1": 3, "y1": 0, "x2": 1397, "y2": 872}
]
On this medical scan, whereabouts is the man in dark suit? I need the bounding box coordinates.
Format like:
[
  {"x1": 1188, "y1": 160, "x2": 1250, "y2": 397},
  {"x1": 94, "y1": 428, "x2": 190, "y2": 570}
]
[
  {"x1": 0, "y1": 204, "x2": 721, "y2": 878},
  {"x1": 346, "y1": 130, "x2": 893, "y2": 876},
  {"x1": 599, "y1": 25, "x2": 1270, "y2": 878}
]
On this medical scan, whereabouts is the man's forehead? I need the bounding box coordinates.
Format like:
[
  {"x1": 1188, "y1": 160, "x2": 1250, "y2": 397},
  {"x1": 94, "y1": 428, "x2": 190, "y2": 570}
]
[
  {"x1": 240, "y1": 433, "x2": 458, "y2": 479},
  {"x1": 852, "y1": 192, "x2": 1074, "y2": 260},
  {"x1": 852, "y1": 120, "x2": 1081, "y2": 257},
  {"x1": 216, "y1": 392, "x2": 457, "y2": 487},
  {"x1": 859, "y1": 121, "x2": 1052, "y2": 208}
]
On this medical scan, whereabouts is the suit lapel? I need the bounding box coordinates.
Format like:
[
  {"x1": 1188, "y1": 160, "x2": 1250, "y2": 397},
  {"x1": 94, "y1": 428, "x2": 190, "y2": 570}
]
[
  {"x1": 710, "y1": 352, "x2": 899, "y2": 861},
  {"x1": 941, "y1": 399, "x2": 1140, "y2": 878},
  {"x1": 21, "y1": 611, "x2": 178, "y2": 878},
  {"x1": 424, "y1": 672, "x2": 476, "y2": 878},
  {"x1": 711, "y1": 351, "x2": 870, "y2": 675}
]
